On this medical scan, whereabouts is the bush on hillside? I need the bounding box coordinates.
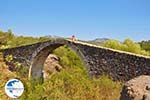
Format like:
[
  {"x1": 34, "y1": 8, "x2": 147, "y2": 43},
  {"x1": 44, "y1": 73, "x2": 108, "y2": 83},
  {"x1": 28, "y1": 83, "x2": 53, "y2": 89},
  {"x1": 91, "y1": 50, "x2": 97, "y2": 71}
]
[
  {"x1": 139, "y1": 40, "x2": 150, "y2": 52},
  {"x1": 0, "y1": 30, "x2": 50, "y2": 49},
  {"x1": 102, "y1": 38, "x2": 150, "y2": 56}
]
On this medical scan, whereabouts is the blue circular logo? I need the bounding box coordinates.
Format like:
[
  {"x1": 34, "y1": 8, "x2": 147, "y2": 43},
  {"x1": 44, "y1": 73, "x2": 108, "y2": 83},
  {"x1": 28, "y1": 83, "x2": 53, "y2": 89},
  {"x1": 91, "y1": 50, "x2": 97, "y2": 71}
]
[{"x1": 5, "y1": 79, "x2": 24, "y2": 98}]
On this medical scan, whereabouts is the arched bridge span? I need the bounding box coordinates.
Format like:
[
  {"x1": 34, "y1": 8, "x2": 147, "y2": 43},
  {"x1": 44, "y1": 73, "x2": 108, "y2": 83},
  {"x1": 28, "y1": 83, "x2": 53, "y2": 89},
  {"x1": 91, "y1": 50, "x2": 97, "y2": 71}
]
[{"x1": 1, "y1": 39, "x2": 150, "y2": 81}]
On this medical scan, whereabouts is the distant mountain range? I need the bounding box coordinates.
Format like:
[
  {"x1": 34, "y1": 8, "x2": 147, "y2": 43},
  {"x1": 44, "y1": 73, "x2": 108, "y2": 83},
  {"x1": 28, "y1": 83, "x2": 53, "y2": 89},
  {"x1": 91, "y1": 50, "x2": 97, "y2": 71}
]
[
  {"x1": 44, "y1": 35, "x2": 110, "y2": 44},
  {"x1": 90, "y1": 38, "x2": 110, "y2": 43},
  {"x1": 78, "y1": 38, "x2": 110, "y2": 46}
]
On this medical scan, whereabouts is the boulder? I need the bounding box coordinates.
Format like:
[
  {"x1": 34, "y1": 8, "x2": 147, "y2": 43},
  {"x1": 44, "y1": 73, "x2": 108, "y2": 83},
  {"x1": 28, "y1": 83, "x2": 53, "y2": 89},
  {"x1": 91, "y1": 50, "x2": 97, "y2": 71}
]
[
  {"x1": 43, "y1": 54, "x2": 62, "y2": 78},
  {"x1": 120, "y1": 75, "x2": 150, "y2": 100}
]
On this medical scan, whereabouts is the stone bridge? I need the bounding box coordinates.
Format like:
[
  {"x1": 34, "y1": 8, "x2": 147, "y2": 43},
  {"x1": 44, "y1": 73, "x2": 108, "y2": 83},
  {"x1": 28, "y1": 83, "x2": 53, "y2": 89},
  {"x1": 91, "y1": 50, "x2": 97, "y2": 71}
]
[{"x1": 1, "y1": 38, "x2": 150, "y2": 81}]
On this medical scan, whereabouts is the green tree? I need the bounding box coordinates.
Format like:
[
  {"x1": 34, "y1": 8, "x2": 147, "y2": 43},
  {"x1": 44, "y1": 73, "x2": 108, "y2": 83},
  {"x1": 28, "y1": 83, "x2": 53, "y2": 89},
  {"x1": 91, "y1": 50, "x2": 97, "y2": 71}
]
[{"x1": 102, "y1": 38, "x2": 150, "y2": 56}]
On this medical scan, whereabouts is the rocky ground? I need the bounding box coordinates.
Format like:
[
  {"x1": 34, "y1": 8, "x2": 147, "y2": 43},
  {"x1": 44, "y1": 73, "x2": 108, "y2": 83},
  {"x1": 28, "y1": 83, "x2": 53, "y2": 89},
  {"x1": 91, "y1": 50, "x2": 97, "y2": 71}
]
[
  {"x1": 120, "y1": 75, "x2": 150, "y2": 100},
  {"x1": 43, "y1": 54, "x2": 62, "y2": 79}
]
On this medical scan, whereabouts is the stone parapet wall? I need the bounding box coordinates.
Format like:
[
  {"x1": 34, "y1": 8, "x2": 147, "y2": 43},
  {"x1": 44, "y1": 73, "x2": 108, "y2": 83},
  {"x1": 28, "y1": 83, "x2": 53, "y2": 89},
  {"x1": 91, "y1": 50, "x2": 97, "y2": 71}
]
[{"x1": 73, "y1": 43, "x2": 150, "y2": 81}]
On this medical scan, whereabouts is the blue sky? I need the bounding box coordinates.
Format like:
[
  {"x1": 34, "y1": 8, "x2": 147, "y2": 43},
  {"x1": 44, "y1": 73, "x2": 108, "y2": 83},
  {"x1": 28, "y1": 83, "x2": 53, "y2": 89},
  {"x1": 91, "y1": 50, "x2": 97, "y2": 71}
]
[{"x1": 0, "y1": 0, "x2": 150, "y2": 41}]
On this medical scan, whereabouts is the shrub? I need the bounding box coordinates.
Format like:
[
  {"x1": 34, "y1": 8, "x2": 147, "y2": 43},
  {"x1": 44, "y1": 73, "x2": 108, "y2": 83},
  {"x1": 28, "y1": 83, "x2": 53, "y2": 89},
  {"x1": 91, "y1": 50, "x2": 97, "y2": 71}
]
[{"x1": 102, "y1": 38, "x2": 150, "y2": 56}]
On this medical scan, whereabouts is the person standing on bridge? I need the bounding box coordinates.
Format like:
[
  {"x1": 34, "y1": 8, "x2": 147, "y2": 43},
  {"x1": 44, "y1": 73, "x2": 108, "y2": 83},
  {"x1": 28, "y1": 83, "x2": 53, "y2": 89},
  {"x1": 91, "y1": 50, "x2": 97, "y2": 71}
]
[{"x1": 71, "y1": 35, "x2": 76, "y2": 42}]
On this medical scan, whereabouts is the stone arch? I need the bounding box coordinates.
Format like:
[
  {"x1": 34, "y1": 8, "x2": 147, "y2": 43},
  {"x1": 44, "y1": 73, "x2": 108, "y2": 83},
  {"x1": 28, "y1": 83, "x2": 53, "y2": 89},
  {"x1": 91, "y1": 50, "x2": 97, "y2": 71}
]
[
  {"x1": 2, "y1": 39, "x2": 150, "y2": 82},
  {"x1": 28, "y1": 41, "x2": 88, "y2": 81}
]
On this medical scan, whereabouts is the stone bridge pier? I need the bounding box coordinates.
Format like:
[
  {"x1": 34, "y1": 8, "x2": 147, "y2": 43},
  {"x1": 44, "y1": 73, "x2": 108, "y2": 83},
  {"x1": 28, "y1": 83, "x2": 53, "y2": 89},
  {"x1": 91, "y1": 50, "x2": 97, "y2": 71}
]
[{"x1": 1, "y1": 39, "x2": 150, "y2": 82}]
